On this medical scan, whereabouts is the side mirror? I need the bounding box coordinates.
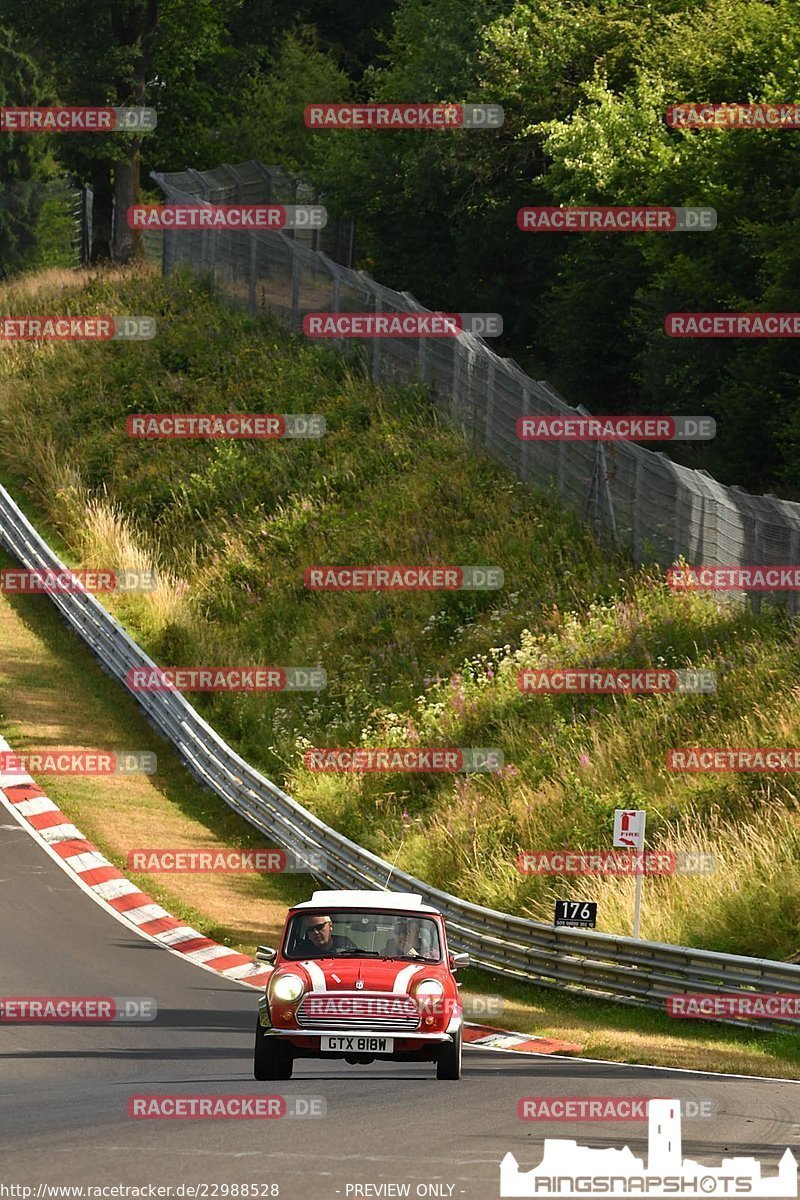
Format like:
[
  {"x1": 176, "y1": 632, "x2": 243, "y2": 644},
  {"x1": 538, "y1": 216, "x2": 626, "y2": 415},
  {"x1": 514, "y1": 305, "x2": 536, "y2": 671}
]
[
  {"x1": 449, "y1": 951, "x2": 470, "y2": 971},
  {"x1": 256, "y1": 945, "x2": 277, "y2": 964}
]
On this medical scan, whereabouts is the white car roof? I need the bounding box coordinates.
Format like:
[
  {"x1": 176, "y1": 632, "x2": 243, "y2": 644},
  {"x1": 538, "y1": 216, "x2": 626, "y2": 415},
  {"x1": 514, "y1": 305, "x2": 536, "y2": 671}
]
[{"x1": 291, "y1": 889, "x2": 441, "y2": 915}]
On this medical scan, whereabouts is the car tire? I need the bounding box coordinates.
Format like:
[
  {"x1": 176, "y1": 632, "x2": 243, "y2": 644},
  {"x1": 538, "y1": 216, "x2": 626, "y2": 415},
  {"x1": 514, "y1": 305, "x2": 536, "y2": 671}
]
[
  {"x1": 436, "y1": 1026, "x2": 462, "y2": 1080},
  {"x1": 254, "y1": 1017, "x2": 293, "y2": 1080}
]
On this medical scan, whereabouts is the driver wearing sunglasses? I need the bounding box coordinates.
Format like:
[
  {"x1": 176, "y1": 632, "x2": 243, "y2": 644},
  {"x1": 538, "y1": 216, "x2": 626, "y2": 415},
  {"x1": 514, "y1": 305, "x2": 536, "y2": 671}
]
[{"x1": 293, "y1": 914, "x2": 358, "y2": 958}]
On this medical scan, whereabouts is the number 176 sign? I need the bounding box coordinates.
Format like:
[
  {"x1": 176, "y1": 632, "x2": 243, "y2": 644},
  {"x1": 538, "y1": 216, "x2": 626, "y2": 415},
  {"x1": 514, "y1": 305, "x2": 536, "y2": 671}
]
[{"x1": 554, "y1": 900, "x2": 597, "y2": 929}]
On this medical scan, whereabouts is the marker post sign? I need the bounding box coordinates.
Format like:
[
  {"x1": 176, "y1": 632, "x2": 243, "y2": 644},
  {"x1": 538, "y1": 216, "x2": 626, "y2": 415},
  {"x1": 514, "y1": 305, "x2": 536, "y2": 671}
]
[
  {"x1": 554, "y1": 900, "x2": 597, "y2": 929},
  {"x1": 613, "y1": 809, "x2": 646, "y2": 939}
]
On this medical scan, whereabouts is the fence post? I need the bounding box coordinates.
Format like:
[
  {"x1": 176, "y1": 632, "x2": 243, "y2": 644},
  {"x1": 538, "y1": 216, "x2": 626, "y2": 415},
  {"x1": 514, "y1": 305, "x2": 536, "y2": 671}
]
[
  {"x1": 485, "y1": 359, "x2": 496, "y2": 453},
  {"x1": 518, "y1": 388, "x2": 531, "y2": 482},
  {"x1": 372, "y1": 293, "x2": 382, "y2": 382},
  {"x1": 673, "y1": 479, "x2": 683, "y2": 560},
  {"x1": 632, "y1": 456, "x2": 643, "y2": 561},
  {"x1": 290, "y1": 250, "x2": 301, "y2": 332},
  {"x1": 790, "y1": 524, "x2": 800, "y2": 618},
  {"x1": 248, "y1": 234, "x2": 258, "y2": 316},
  {"x1": 752, "y1": 517, "x2": 763, "y2": 616},
  {"x1": 207, "y1": 229, "x2": 217, "y2": 294}
]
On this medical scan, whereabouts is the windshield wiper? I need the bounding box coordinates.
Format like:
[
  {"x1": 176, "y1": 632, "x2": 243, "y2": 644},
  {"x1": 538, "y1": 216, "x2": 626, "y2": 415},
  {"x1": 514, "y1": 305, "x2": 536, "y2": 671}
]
[
  {"x1": 333, "y1": 949, "x2": 381, "y2": 957},
  {"x1": 380, "y1": 953, "x2": 431, "y2": 961}
]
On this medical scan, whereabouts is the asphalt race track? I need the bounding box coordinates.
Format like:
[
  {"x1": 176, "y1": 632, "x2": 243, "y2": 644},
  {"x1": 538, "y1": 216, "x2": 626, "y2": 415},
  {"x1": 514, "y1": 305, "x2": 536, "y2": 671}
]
[{"x1": 1, "y1": 821, "x2": 798, "y2": 1198}]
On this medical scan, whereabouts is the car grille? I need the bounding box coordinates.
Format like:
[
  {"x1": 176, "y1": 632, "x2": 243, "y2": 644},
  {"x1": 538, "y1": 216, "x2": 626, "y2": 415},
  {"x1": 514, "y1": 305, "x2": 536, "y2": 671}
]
[{"x1": 295, "y1": 992, "x2": 421, "y2": 1032}]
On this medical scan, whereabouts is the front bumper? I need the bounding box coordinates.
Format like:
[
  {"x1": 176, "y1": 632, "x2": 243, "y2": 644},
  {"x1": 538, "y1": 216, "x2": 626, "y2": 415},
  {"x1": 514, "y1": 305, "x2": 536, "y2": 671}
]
[
  {"x1": 269, "y1": 1027, "x2": 453, "y2": 1043},
  {"x1": 258, "y1": 994, "x2": 462, "y2": 1048}
]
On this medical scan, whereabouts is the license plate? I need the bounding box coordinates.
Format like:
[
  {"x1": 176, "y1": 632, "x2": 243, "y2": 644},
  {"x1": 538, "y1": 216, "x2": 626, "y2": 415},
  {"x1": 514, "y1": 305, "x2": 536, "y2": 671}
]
[{"x1": 321, "y1": 1035, "x2": 394, "y2": 1053}]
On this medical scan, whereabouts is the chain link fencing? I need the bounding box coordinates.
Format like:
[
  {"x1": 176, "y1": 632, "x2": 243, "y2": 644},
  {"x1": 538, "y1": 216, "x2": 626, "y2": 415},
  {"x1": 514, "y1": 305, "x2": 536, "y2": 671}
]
[{"x1": 149, "y1": 161, "x2": 800, "y2": 617}]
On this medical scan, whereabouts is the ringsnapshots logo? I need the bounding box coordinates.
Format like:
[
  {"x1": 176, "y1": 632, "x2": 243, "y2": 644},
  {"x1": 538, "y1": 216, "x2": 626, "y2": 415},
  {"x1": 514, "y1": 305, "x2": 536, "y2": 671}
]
[
  {"x1": 304, "y1": 102, "x2": 504, "y2": 129},
  {"x1": 668, "y1": 565, "x2": 800, "y2": 591},
  {"x1": 518, "y1": 206, "x2": 716, "y2": 232},
  {"x1": 0, "y1": 107, "x2": 156, "y2": 131},
  {"x1": 667, "y1": 103, "x2": 800, "y2": 129},
  {"x1": 519, "y1": 669, "x2": 716, "y2": 694},
  {"x1": 128, "y1": 1095, "x2": 326, "y2": 1120},
  {"x1": 126, "y1": 413, "x2": 325, "y2": 439},
  {"x1": 304, "y1": 566, "x2": 503, "y2": 590},
  {"x1": 127, "y1": 848, "x2": 326, "y2": 874},
  {"x1": 303, "y1": 748, "x2": 504, "y2": 773},
  {"x1": 0, "y1": 569, "x2": 157, "y2": 594},
  {"x1": 303, "y1": 312, "x2": 503, "y2": 337},
  {"x1": 0, "y1": 997, "x2": 157, "y2": 1022},
  {"x1": 0, "y1": 750, "x2": 157, "y2": 776},
  {"x1": 128, "y1": 205, "x2": 326, "y2": 230},
  {"x1": 500, "y1": 1098, "x2": 798, "y2": 1198},
  {"x1": 517, "y1": 415, "x2": 715, "y2": 441},
  {"x1": 667, "y1": 313, "x2": 800, "y2": 337},
  {"x1": 0, "y1": 317, "x2": 155, "y2": 340},
  {"x1": 127, "y1": 667, "x2": 326, "y2": 692}
]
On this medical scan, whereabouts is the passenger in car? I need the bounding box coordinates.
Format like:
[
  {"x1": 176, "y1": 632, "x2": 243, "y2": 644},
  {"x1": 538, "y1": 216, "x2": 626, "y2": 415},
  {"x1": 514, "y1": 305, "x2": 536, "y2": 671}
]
[{"x1": 382, "y1": 917, "x2": 433, "y2": 958}]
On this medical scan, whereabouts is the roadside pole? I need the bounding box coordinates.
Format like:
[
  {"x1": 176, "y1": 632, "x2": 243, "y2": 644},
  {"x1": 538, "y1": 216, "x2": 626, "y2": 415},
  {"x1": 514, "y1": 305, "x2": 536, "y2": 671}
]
[{"x1": 613, "y1": 809, "x2": 647, "y2": 939}]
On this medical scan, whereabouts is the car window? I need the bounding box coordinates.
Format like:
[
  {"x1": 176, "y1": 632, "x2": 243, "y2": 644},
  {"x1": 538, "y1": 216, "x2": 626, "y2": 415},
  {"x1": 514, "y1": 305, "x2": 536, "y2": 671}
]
[{"x1": 283, "y1": 909, "x2": 442, "y2": 961}]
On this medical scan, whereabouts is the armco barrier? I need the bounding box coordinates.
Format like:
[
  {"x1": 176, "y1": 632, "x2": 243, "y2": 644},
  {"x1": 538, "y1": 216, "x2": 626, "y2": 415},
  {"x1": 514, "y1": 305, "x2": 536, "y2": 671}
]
[{"x1": 1, "y1": 482, "x2": 799, "y2": 1033}]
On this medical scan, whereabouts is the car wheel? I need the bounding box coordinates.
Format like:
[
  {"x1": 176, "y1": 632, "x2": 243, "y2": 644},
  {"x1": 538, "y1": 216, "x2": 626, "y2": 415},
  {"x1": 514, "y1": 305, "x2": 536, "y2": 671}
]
[
  {"x1": 254, "y1": 1017, "x2": 293, "y2": 1080},
  {"x1": 436, "y1": 1026, "x2": 462, "y2": 1080}
]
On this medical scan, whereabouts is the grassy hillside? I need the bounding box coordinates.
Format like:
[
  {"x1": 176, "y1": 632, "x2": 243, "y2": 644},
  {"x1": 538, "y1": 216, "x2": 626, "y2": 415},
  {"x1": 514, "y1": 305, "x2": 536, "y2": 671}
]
[{"x1": 1, "y1": 265, "x2": 799, "y2": 960}]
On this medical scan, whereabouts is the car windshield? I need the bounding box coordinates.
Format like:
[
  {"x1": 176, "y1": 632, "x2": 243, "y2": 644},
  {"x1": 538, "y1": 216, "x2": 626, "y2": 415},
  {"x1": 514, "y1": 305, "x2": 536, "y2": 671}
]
[{"x1": 283, "y1": 909, "x2": 442, "y2": 962}]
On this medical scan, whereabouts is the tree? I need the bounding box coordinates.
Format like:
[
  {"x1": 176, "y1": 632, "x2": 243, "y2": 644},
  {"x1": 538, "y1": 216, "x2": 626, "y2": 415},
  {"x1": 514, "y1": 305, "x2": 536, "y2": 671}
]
[
  {"x1": 0, "y1": 0, "x2": 238, "y2": 262},
  {"x1": 0, "y1": 26, "x2": 56, "y2": 278}
]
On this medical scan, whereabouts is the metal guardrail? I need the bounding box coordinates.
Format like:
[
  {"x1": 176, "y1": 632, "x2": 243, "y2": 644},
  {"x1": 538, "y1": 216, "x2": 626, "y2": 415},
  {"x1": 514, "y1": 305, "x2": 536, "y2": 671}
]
[{"x1": 2, "y1": 483, "x2": 799, "y2": 1033}]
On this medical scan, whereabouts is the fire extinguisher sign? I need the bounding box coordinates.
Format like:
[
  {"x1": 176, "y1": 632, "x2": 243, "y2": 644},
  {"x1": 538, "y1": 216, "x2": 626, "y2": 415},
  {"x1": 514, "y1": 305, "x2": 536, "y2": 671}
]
[{"x1": 613, "y1": 808, "x2": 646, "y2": 850}]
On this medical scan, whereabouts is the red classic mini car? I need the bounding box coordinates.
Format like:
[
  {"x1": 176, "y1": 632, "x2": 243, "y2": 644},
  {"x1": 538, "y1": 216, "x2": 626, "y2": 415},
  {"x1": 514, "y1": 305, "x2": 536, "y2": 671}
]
[{"x1": 253, "y1": 889, "x2": 469, "y2": 1080}]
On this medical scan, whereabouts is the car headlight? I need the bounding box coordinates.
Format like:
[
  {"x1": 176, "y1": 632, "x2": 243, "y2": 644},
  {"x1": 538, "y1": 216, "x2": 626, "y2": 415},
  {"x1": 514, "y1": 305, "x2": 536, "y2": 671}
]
[
  {"x1": 270, "y1": 973, "x2": 305, "y2": 1002},
  {"x1": 414, "y1": 979, "x2": 445, "y2": 997}
]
